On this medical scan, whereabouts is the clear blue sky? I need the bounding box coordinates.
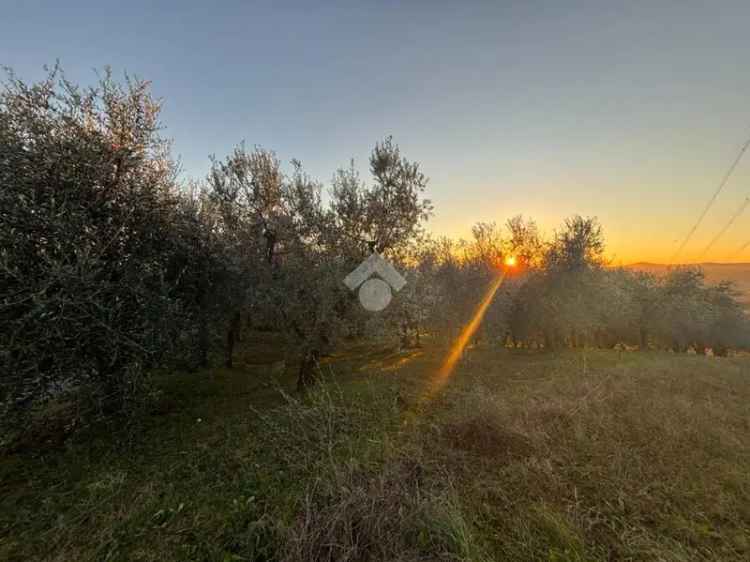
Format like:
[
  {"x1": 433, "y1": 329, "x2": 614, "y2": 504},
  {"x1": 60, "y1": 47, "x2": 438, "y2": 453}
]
[{"x1": 3, "y1": 0, "x2": 750, "y2": 262}]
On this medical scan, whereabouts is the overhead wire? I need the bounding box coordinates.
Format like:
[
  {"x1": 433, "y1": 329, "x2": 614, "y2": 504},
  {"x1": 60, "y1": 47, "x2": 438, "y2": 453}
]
[
  {"x1": 729, "y1": 239, "x2": 750, "y2": 261},
  {"x1": 670, "y1": 131, "x2": 750, "y2": 264},
  {"x1": 700, "y1": 197, "x2": 750, "y2": 259}
]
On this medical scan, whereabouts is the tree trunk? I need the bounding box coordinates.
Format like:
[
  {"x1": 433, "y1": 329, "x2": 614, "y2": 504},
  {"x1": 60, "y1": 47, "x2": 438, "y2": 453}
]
[
  {"x1": 297, "y1": 348, "x2": 320, "y2": 392},
  {"x1": 197, "y1": 308, "x2": 209, "y2": 369},
  {"x1": 594, "y1": 329, "x2": 604, "y2": 349},
  {"x1": 225, "y1": 311, "x2": 241, "y2": 368},
  {"x1": 235, "y1": 311, "x2": 243, "y2": 342},
  {"x1": 196, "y1": 251, "x2": 210, "y2": 369},
  {"x1": 639, "y1": 327, "x2": 648, "y2": 350},
  {"x1": 544, "y1": 331, "x2": 554, "y2": 351},
  {"x1": 400, "y1": 320, "x2": 410, "y2": 350}
]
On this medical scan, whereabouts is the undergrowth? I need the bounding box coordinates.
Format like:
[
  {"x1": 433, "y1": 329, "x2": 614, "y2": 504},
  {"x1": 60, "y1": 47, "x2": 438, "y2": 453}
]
[{"x1": 1, "y1": 348, "x2": 749, "y2": 561}]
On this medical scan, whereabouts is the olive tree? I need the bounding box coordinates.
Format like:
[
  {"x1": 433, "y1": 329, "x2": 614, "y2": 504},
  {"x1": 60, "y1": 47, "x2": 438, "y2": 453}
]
[
  {"x1": 0, "y1": 67, "x2": 199, "y2": 439},
  {"x1": 208, "y1": 137, "x2": 432, "y2": 389}
]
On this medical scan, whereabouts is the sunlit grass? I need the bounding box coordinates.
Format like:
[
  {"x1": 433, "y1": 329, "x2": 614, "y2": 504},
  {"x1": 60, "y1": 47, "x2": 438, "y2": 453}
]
[{"x1": 2, "y1": 340, "x2": 749, "y2": 561}]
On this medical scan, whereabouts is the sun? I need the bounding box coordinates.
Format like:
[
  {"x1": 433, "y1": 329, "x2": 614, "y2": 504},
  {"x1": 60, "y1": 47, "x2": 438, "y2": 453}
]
[{"x1": 504, "y1": 255, "x2": 517, "y2": 267}]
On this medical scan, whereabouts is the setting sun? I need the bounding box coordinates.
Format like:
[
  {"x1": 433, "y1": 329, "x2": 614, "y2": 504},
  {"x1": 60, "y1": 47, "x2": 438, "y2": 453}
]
[{"x1": 504, "y1": 255, "x2": 517, "y2": 267}]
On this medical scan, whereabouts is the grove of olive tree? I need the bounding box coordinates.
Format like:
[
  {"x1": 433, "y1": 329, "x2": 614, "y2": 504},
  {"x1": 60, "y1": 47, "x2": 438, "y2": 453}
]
[{"x1": 2, "y1": 68, "x2": 748, "y2": 446}]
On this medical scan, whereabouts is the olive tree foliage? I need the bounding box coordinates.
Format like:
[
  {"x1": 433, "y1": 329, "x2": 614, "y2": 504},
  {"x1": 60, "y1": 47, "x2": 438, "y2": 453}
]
[
  {"x1": 505, "y1": 215, "x2": 545, "y2": 270},
  {"x1": 402, "y1": 219, "x2": 535, "y2": 347},
  {"x1": 396, "y1": 236, "x2": 482, "y2": 346},
  {"x1": 0, "y1": 65, "x2": 433, "y2": 439},
  {"x1": 173, "y1": 182, "x2": 240, "y2": 370},
  {"x1": 457, "y1": 222, "x2": 512, "y2": 344},
  {"x1": 382, "y1": 217, "x2": 545, "y2": 349},
  {"x1": 503, "y1": 216, "x2": 749, "y2": 353},
  {"x1": 506, "y1": 216, "x2": 604, "y2": 348},
  {"x1": 0, "y1": 67, "x2": 209, "y2": 438},
  {"x1": 278, "y1": 140, "x2": 432, "y2": 389},
  {"x1": 207, "y1": 137, "x2": 432, "y2": 389},
  {"x1": 330, "y1": 138, "x2": 432, "y2": 254},
  {"x1": 385, "y1": 235, "x2": 444, "y2": 349},
  {"x1": 649, "y1": 267, "x2": 749, "y2": 355},
  {"x1": 703, "y1": 282, "x2": 750, "y2": 354},
  {"x1": 204, "y1": 145, "x2": 286, "y2": 367},
  {"x1": 2, "y1": 65, "x2": 746, "y2": 448},
  {"x1": 289, "y1": 140, "x2": 432, "y2": 388}
]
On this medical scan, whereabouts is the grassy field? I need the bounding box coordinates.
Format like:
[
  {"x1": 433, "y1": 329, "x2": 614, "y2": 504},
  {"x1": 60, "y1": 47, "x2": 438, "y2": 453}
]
[{"x1": 2, "y1": 335, "x2": 750, "y2": 561}]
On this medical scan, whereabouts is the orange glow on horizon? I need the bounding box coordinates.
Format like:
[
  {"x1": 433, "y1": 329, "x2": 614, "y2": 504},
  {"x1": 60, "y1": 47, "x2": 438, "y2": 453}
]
[{"x1": 427, "y1": 222, "x2": 750, "y2": 266}]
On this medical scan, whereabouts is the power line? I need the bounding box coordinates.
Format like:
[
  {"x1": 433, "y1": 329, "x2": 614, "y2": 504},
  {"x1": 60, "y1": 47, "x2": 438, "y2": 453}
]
[
  {"x1": 700, "y1": 197, "x2": 750, "y2": 258},
  {"x1": 730, "y1": 239, "x2": 750, "y2": 261},
  {"x1": 670, "y1": 131, "x2": 750, "y2": 264}
]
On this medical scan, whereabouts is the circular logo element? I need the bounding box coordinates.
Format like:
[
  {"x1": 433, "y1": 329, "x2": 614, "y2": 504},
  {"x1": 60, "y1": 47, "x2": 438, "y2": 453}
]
[{"x1": 358, "y1": 277, "x2": 392, "y2": 312}]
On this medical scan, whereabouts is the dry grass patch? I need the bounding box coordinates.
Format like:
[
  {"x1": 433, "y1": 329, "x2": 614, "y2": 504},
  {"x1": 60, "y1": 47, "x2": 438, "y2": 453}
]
[{"x1": 283, "y1": 457, "x2": 488, "y2": 562}]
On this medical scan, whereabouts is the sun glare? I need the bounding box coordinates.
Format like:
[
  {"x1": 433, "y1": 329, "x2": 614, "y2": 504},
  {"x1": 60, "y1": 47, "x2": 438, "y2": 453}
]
[
  {"x1": 504, "y1": 255, "x2": 517, "y2": 267},
  {"x1": 428, "y1": 271, "x2": 507, "y2": 400}
]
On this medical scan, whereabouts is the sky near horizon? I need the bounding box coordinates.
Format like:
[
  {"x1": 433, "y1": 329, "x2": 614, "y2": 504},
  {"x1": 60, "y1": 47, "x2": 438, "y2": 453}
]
[{"x1": 3, "y1": 1, "x2": 750, "y2": 264}]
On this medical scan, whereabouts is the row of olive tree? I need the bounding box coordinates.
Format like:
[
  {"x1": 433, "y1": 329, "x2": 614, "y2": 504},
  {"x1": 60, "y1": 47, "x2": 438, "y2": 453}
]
[
  {"x1": 0, "y1": 67, "x2": 431, "y2": 442},
  {"x1": 2, "y1": 67, "x2": 746, "y2": 444},
  {"x1": 507, "y1": 217, "x2": 749, "y2": 354},
  {"x1": 203, "y1": 138, "x2": 431, "y2": 388},
  {"x1": 388, "y1": 216, "x2": 749, "y2": 355}
]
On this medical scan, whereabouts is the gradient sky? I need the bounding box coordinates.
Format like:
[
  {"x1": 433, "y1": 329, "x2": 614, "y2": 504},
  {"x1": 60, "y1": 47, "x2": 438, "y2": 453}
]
[{"x1": 3, "y1": 0, "x2": 750, "y2": 263}]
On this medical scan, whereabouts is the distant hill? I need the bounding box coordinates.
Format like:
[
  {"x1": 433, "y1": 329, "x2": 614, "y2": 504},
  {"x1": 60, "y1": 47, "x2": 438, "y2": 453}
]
[{"x1": 625, "y1": 262, "x2": 750, "y2": 305}]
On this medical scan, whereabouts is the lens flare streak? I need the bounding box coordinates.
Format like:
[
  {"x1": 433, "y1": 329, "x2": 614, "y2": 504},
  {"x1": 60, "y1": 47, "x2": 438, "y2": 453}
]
[{"x1": 428, "y1": 271, "x2": 507, "y2": 398}]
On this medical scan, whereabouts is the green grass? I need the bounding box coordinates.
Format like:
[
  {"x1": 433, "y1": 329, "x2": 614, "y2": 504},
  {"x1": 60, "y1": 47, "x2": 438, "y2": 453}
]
[{"x1": 2, "y1": 338, "x2": 750, "y2": 561}]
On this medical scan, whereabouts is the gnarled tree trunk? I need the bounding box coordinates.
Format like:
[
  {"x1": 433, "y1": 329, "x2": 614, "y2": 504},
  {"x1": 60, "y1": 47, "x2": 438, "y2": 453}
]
[{"x1": 297, "y1": 348, "x2": 320, "y2": 392}]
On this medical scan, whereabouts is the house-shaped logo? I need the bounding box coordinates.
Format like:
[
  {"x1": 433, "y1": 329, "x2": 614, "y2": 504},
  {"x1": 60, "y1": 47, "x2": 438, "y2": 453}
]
[{"x1": 343, "y1": 253, "x2": 406, "y2": 311}]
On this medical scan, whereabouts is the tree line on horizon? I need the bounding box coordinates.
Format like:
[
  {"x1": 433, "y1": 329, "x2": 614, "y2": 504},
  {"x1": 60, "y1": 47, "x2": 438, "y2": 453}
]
[
  {"x1": 2, "y1": 68, "x2": 748, "y2": 444},
  {"x1": 396, "y1": 217, "x2": 749, "y2": 354}
]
